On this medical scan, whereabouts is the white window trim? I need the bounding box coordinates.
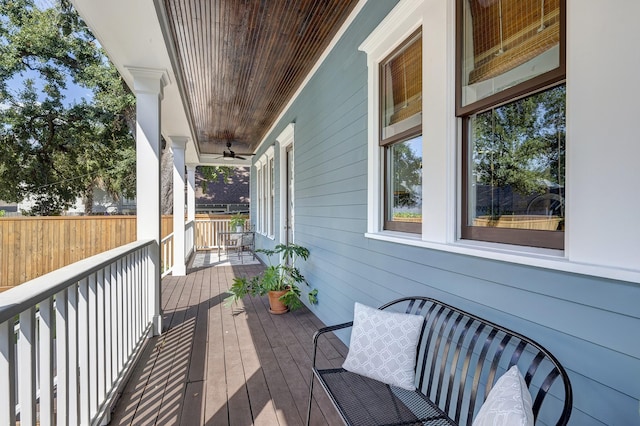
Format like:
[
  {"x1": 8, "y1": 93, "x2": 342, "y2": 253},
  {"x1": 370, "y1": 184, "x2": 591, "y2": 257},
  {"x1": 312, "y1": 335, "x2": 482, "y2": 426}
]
[
  {"x1": 276, "y1": 123, "x2": 295, "y2": 244},
  {"x1": 359, "y1": 0, "x2": 424, "y2": 235},
  {"x1": 255, "y1": 146, "x2": 275, "y2": 237},
  {"x1": 255, "y1": 165, "x2": 263, "y2": 234}
]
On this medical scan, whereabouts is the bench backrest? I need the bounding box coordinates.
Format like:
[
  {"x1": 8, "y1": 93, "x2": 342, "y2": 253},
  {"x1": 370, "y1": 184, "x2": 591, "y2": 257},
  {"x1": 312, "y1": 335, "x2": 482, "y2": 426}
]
[{"x1": 380, "y1": 297, "x2": 572, "y2": 426}]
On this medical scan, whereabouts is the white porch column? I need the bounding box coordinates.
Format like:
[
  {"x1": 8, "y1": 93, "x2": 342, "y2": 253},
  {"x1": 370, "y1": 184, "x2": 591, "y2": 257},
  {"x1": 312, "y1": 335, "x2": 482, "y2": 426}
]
[
  {"x1": 169, "y1": 136, "x2": 188, "y2": 276},
  {"x1": 187, "y1": 164, "x2": 196, "y2": 222},
  {"x1": 127, "y1": 67, "x2": 169, "y2": 336}
]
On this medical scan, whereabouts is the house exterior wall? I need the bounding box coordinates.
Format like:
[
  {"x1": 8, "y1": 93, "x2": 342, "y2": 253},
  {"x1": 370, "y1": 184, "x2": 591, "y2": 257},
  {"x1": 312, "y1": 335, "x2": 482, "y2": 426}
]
[{"x1": 251, "y1": 1, "x2": 640, "y2": 424}]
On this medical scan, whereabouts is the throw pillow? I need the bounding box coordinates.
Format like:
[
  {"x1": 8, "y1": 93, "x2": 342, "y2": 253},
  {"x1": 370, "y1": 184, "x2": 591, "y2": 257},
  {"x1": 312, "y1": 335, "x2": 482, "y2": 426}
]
[
  {"x1": 472, "y1": 365, "x2": 535, "y2": 426},
  {"x1": 342, "y1": 302, "x2": 424, "y2": 390}
]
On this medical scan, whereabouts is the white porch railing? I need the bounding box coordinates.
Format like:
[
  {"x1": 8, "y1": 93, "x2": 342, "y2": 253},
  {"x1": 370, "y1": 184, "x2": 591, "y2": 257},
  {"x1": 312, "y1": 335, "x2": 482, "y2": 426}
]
[
  {"x1": 161, "y1": 233, "x2": 174, "y2": 278},
  {"x1": 195, "y1": 218, "x2": 248, "y2": 250},
  {"x1": 185, "y1": 220, "x2": 195, "y2": 259},
  {"x1": 0, "y1": 240, "x2": 155, "y2": 426},
  {"x1": 160, "y1": 220, "x2": 196, "y2": 277}
]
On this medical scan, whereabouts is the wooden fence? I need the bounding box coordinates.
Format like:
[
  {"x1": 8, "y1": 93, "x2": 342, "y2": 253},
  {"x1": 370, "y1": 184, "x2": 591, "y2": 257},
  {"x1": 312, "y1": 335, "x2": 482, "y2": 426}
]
[{"x1": 0, "y1": 215, "x2": 208, "y2": 291}]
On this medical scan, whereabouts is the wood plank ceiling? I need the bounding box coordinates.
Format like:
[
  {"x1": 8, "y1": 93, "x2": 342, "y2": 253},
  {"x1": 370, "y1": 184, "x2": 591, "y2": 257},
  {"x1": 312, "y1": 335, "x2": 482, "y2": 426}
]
[{"x1": 162, "y1": 0, "x2": 360, "y2": 156}]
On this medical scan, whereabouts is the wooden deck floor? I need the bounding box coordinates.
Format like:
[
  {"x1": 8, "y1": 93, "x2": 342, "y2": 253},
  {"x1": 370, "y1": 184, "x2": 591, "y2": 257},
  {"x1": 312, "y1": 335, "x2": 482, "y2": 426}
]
[{"x1": 108, "y1": 261, "x2": 348, "y2": 425}]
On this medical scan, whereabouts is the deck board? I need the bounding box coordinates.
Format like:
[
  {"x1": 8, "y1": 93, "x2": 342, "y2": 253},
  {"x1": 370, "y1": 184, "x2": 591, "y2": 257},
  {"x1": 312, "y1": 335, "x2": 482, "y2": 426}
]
[{"x1": 109, "y1": 261, "x2": 345, "y2": 425}]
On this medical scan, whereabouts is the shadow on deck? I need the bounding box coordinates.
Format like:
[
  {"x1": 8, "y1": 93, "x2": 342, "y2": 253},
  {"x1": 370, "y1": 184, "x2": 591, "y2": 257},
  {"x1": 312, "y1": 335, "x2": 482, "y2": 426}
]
[{"x1": 108, "y1": 261, "x2": 347, "y2": 425}]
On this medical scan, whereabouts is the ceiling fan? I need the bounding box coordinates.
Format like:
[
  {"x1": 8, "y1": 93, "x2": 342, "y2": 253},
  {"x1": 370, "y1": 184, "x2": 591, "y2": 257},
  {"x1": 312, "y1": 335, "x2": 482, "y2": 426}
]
[{"x1": 217, "y1": 141, "x2": 250, "y2": 160}]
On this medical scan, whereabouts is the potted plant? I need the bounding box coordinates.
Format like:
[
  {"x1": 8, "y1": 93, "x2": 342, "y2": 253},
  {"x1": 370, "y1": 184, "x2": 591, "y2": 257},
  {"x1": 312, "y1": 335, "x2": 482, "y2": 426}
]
[
  {"x1": 229, "y1": 212, "x2": 246, "y2": 232},
  {"x1": 225, "y1": 243, "x2": 318, "y2": 314}
]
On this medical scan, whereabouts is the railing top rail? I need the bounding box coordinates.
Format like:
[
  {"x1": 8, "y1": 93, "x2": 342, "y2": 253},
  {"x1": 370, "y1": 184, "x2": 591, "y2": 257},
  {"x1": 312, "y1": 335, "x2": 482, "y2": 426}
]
[{"x1": 0, "y1": 239, "x2": 154, "y2": 323}]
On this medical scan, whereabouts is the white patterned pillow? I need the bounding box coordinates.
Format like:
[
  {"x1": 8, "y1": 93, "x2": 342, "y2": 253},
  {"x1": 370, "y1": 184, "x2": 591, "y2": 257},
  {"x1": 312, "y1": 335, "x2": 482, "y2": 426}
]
[
  {"x1": 472, "y1": 365, "x2": 534, "y2": 426},
  {"x1": 342, "y1": 302, "x2": 424, "y2": 390}
]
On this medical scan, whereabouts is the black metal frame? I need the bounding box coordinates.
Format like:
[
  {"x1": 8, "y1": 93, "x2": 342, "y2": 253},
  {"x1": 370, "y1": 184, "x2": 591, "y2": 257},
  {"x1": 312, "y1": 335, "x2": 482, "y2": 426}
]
[{"x1": 306, "y1": 296, "x2": 572, "y2": 426}]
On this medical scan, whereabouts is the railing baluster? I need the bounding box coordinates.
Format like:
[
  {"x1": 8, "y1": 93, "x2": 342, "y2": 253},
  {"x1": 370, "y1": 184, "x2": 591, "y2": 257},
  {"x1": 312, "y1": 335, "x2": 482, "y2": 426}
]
[
  {"x1": 132, "y1": 252, "x2": 139, "y2": 339},
  {"x1": 131, "y1": 254, "x2": 136, "y2": 354},
  {"x1": 110, "y1": 263, "x2": 118, "y2": 384},
  {"x1": 18, "y1": 307, "x2": 37, "y2": 425},
  {"x1": 104, "y1": 265, "x2": 113, "y2": 391},
  {"x1": 68, "y1": 284, "x2": 79, "y2": 425},
  {"x1": 0, "y1": 319, "x2": 16, "y2": 425},
  {"x1": 138, "y1": 250, "x2": 144, "y2": 334},
  {"x1": 39, "y1": 297, "x2": 55, "y2": 426},
  {"x1": 88, "y1": 273, "x2": 98, "y2": 418},
  {"x1": 78, "y1": 278, "x2": 90, "y2": 425},
  {"x1": 138, "y1": 250, "x2": 143, "y2": 336},
  {"x1": 55, "y1": 289, "x2": 69, "y2": 426},
  {"x1": 143, "y1": 246, "x2": 149, "y2": 328},
  {"x1": 126, "y1": 254, "x2": 133, "y2": 356},
  {"x1": 97, "y1": 268, "x2": 106, "y2": 406},
  {"x1": 117, "y1": 257, "x2": 124, "y2": 374}
]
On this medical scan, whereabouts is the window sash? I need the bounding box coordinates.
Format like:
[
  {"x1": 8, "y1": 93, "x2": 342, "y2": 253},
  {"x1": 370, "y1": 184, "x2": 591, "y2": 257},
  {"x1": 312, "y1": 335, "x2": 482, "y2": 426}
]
[
  {"x1": 455, "y1": 0, "x2": 566, "y2": 116},
  {"x1": 380, "y1": 29, "x2": 422, "y2": 144},
  {"x1": 457, "y1": 0, "x2": 565, "y2": 250},
  {"x1": 460, "y1": 84, "x2": 565, "y2": 250},
  {"x1": 383, "y1": 134, "x2": 422, "y2": 233}
]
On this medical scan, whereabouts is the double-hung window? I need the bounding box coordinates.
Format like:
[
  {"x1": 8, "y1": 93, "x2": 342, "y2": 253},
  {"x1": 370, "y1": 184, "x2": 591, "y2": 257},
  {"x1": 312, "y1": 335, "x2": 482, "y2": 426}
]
[
  {"x1": 255, "y1": 147, "x2": 274, "y2": 237},
  {"x1": 381, "y1": 30, "x2": 422, "y2": 234},
  {"x1": 360, "y1": 0, "x2": 423, "y2": 237},
  {"x1": 457, "y1": 0, "x2": 566, "y2": 249}
]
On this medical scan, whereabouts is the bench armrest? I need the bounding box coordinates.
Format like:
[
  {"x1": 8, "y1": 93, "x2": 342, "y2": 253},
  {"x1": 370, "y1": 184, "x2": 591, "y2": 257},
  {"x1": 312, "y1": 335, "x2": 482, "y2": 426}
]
[{"x1": 311, "y1": 321, "x2": 353, "y2": 370}]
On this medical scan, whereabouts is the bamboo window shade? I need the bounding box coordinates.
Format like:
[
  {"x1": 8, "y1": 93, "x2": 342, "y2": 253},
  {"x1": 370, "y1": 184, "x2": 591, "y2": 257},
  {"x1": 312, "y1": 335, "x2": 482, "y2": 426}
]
[
  {"x1": 467, "y1": 0, "x2": 560, "y2": 84},
  {"x1": 382, "y1": 33, "x2": 422, "y2": 130}
]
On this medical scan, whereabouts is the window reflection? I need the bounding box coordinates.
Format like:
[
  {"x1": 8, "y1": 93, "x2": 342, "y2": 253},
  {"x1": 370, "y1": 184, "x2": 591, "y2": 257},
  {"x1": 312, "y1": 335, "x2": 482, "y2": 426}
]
[
  {"x1": 388, "y1": 136, "x2": 422, "y2": 224},
  {"x1": 468, "y1": 85, "x2": 565, "y2": 231}
]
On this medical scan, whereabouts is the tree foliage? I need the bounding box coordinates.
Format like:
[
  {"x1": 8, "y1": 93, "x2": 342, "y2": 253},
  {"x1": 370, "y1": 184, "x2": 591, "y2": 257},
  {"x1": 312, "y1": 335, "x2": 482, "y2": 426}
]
[
  {"x1": 391, "y1": 136, "x2": 422, "y2": 208},
  {"x1": 0, "y1": 0, "x2": 135, "y2": 215},
  {"x1": 198, "y1": 165, "x2": 233, "y2": 193}
]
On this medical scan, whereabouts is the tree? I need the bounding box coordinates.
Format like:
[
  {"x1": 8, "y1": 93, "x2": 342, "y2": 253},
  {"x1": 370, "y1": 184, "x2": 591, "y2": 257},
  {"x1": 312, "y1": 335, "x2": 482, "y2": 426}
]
[
  {"x1": 199, "y1": 166, "x2": 233, "y2": 193},
  {"x1": 0, "y1": 0, "x2": 136, "y2": 215},
  {"x1": 391, "y1": 137, "x2": 422, "y2": 210}
]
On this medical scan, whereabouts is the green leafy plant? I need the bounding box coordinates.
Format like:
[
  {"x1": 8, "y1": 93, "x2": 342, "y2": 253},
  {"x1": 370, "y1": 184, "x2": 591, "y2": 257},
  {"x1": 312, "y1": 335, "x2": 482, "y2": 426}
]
[
  {"x1": 225, "y1": 243, "x2": 318, "y2": 311},
  {"x1": 229, "y1": 213, "x2": 246, "y2": 229},
  {"x1": 199, "y1": 165, "x2": 233, "y2": 193}
]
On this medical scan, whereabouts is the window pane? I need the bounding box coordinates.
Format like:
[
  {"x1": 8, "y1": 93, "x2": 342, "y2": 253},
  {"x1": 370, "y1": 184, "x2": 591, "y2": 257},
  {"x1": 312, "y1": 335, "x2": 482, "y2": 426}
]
[
  {"x1": 387, "y1": 135, "x2": 422, "y2": 225},
  {"x1": 461, "y1": 0, "x2": 560, "y2": 107},
  {"x1": 381, "y1": 31, "x2": 422, "y2": 140},
  {"x1": 468, "y1": 85, "x2": 565, "y2": 231}
]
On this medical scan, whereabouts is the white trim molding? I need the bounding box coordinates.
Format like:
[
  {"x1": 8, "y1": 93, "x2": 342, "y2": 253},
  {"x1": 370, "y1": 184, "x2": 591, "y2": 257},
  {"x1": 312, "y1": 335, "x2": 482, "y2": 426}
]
[
  {"x1": 359, "y1": 0, "x2": 424, "y2": 235},
  {"x1": 276, "y1": 123, "x2": 295, "y2": 244},
  {"x1": 255, "y1": 146, "x2": 275, "y2": 237}
]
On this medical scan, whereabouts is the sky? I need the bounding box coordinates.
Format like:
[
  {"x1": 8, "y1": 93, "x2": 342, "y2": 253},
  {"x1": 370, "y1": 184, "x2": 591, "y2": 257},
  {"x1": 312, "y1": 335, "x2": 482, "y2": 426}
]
[
  {"x1": 5, "y1": 69, "x2": 94, "y2": 107},
  {"x1": 2, "y1": 0, "x2": 95, "y2": 107}
]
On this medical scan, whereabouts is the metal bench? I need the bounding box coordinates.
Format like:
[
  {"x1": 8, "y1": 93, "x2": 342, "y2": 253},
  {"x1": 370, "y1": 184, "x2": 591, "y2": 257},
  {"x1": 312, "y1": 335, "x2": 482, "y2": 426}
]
[{"x1": 307, "y1": 296, "x2": 572, "y2": 426}]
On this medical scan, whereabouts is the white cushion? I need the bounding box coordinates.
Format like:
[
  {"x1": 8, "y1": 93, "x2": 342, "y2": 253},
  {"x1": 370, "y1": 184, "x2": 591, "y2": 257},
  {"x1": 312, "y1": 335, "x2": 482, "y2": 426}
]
[
  {"x1": 472, "y1": 365, "x2": 535, "y2": 426},
  {"x1": 342, "y1": 302, "x2": 424, "y2": 390}
]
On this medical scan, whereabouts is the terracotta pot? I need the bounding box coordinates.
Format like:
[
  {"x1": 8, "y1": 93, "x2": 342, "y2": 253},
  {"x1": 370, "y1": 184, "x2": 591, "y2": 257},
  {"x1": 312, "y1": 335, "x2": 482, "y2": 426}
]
[{"x1": 268, "y1": 290, "x2": 289, "y2": 315}]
